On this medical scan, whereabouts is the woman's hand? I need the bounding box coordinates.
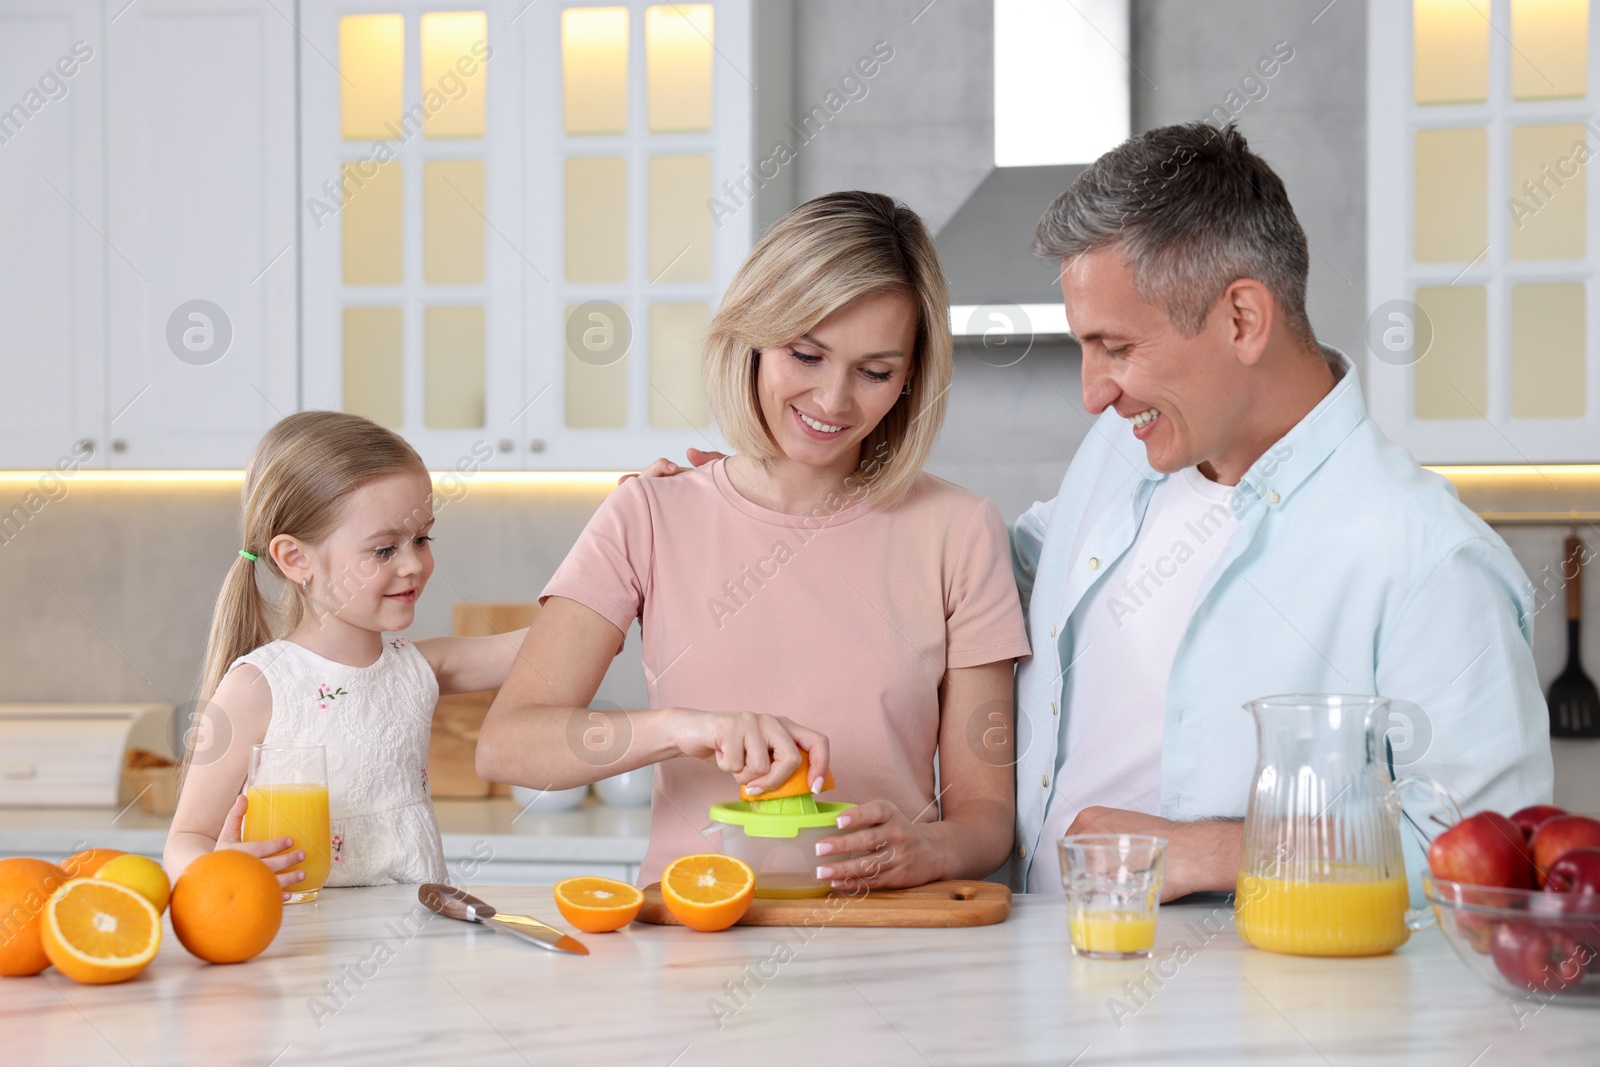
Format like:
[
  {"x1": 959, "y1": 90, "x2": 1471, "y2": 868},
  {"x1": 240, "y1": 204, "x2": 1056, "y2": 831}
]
[
  {"x1": 813, "y1": 800, "x2": 950, "y2": 891},
  {"x1": 618, "y1": 447, "x2": 727, "y2": 484},
  {"x1": 668, "y1": 709, "x2": 830, "y2": 795},
  {"x1": 213, "y1": 794, "x2": 308, "y2": 900}
]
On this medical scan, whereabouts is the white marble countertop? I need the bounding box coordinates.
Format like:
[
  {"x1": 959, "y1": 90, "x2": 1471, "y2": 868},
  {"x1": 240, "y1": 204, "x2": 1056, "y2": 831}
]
[
  {"x1": 2, "y1": 883, "x2": 1592, "y2": 1066},
  {"x1": 0, "y1": 798, "x2": 650, "y2": 865}
]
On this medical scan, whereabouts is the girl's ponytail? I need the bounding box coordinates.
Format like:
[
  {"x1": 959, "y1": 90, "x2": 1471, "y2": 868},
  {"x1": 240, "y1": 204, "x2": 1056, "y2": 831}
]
[{"x1": 194, "y1": 553, "x2": 276, "y2": 734}]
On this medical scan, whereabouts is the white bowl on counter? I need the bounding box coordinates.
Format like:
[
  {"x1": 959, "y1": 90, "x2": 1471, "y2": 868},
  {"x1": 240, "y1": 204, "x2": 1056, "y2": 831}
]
[
  {"x1": 508, "y1": 784, "x2": 590, "y2": 812},
  {"x1": 594, "y1": 770, "x2": 653, "y2": 807}
]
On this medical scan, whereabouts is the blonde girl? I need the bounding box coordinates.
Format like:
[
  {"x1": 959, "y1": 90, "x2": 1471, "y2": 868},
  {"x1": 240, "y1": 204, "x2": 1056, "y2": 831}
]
[{"x1": 165, "y1": 412, "x2": 526, "y2": 896}]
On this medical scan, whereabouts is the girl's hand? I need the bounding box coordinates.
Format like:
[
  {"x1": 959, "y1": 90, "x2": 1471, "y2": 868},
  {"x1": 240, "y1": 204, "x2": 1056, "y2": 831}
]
[
  {"x1": 813, "y1": 800, "x2": 949, "y2": 891},
  {"x1": 619, "y1": 448, "x2": 726, "y2": 484},
  {"x1": 213, "y1": 794, "x2": 308, "y2": 900},
  {"x1": 668, "y1": 709, "x2": 830, "y2": 796}
]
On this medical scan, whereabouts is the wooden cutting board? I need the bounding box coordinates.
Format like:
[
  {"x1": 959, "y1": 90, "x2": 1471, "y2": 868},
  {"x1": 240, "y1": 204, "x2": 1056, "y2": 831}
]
[{"x1": 635, "y1": 880, "x2": 1011, "y2": 928}]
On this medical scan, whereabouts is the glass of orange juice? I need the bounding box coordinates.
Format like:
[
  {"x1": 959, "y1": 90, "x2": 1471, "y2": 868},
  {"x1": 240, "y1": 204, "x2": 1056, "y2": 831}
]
[
  {"x1": 242, "y1": 743, "x2": 331, "y2": 904},
  {"x1": 1059, "y1": 834, "x2": 1168, "y2": 959}
]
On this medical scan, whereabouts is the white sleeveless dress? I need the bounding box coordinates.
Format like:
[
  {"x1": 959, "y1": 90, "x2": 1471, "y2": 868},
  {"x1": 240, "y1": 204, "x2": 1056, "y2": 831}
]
[{"x1": 228, "y1": 636, "x2": 448, "y2": 887}]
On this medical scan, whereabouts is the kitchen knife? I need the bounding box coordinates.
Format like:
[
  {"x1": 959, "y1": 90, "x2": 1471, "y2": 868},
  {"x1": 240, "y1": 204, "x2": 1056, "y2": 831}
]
[{"x1": 418, "y1": 883, "x2": 589, "y2": 956}]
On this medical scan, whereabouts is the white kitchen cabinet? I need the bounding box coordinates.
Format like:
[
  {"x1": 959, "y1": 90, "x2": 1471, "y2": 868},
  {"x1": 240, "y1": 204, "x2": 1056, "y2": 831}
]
[
  {"x1": 0, "y1": 1, "x2": 107, "y2": 469},
  {"x1": 1368, "y1": 0, "x2": 1600, "y2": 463},
  {"x1": 103, "y1": 0, "x2": 297, "y2": 468},
  {"x1": 299, "y1": 0, "x2": 752, "y2": 471}
]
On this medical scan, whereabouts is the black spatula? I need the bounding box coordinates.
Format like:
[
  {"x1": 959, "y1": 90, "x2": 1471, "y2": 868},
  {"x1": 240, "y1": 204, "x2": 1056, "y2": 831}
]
[{"x1": 1549, "y1": 535, "x2": 1600, "y2": 738}]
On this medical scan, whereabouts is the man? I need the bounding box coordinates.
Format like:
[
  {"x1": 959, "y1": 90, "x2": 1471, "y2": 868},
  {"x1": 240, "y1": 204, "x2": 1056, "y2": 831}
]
[{"x1": 1011, "y1": 121, "x2": 1551, "y2": 897}]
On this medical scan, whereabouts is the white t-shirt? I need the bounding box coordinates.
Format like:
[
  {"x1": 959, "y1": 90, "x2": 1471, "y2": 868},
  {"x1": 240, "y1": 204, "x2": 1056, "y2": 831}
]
[{"x1": 1028, "y1": 465, "x2": 1239, "y2": 893}]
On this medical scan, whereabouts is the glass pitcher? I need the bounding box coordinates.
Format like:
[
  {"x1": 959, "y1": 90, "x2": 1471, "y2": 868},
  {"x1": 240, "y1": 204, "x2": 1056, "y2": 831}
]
[{"x1": 1235, "y1": 694, "x2": 1459, "y2": 957}]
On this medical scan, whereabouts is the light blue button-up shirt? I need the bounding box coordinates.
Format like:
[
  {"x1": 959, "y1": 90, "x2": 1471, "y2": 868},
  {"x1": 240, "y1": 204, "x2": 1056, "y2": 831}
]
[{"x1": 1010, "y1": 346, "x2": 1554, "y2": 896}]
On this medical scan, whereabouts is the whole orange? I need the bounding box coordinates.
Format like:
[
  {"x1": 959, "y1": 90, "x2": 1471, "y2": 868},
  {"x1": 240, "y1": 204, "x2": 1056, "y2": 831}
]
[
  {"x1": 0, "y1": 858, "x2": 69, "y2": 976},
  {"x1": 60, "y1": 849, "x2": 126, "y2": 880},
  {"x1": 170, "y1": 851, "x2": 283, "y2": 964}
]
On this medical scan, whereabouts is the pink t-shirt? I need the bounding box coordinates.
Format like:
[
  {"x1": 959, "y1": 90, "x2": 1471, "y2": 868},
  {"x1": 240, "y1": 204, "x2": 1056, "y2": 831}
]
[{"x1": 541, "y1": 459, "x2": 1032, "y2": 885}]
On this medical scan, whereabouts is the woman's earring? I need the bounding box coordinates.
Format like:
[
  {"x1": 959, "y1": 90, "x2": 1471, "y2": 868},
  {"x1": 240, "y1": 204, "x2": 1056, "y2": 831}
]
[
  {"x1": 301, "y1": 576, "x2": 310, "y2": 592},
  {"x1": 901, "y1": 382, "x2": 913, "y2": 396}
]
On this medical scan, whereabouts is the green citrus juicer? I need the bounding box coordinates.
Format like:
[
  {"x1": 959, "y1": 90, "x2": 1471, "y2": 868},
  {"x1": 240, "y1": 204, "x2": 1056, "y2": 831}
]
[{"x1": 707, "y1": 791, "x2": 856, "y2": 899}]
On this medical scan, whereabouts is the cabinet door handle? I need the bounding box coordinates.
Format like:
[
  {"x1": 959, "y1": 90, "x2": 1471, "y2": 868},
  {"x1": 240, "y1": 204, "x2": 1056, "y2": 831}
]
[{"x1": 1, "y1": 763, "x2": 38, "y2": 780}]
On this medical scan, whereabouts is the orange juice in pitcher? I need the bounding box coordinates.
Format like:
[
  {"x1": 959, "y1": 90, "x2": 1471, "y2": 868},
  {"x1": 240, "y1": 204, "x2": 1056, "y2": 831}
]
[{"x1": 1235, "y1": 695, "x2": 1458, "y2": 957}]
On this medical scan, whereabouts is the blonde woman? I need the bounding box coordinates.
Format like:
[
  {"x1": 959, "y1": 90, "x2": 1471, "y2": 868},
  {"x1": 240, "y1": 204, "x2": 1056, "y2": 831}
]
[{"x1": 478, "y1": 192, "x2": 1030, "y2": 890}]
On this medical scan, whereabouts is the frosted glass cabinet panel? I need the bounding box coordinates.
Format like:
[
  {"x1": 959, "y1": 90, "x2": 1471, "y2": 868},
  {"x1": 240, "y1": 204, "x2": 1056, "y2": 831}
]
[
  {"x1": 1413, "y1": 128, "x2": 1486, "y2": 263},
  {"x1": 424, "y1": 306, "x2": 487, "y2": 429},
  {"x1": 562, "y1": 7, "x2": 629, "y2": 134},
  {"x1": 1509, "y1": 124, "x2": 1586, "y2": 261},
  {"x1": 649, "y1": 302, "x2": 712, "y2": 429},
  {"x1": 648, "y1": 155, "x2": 713, "y2": 282},
  {"x1": 424, "y1": 160, "x2": 487, "y2": 284},
  {"x1": 1511, "y1": 283, "x2": 1586, "y2": 419},
  {"x1": 1511, "y1": 0, "x2": 1587, "y2": 100},
  {"x1": 343, "y1": 162, "x2": 405, "y2": 285},
  {"x1": 1414, "y1": 0, "x2": 1490, "y2": 105},
  {"x1": 420, "y1": 11, "x2": 488, "y2": 137},
  {"x1": 1413, "y1": 285, "x2": 1488, "y2": 420},
  {"x1": 646, "y1": 4, "x2": 713, "y2": 131},
  {"x1": 343, "y1": 307, "x2": 405, "y2": 428},
  {"x1": 340, "y1": 15, "x2": 405, "y2": 139},
  {"x1": 565, "y1": 157, "x2": 629, "y2": 283}
]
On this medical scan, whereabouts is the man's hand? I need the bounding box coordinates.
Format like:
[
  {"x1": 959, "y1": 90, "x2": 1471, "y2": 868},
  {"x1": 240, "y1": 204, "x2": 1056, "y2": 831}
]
[
  {"x1": 1064, "y1": 806, "x2": 1242, "y2": 901},
  {"x1": 618, "y1": 447, "x2": 726, "y2": 484}
]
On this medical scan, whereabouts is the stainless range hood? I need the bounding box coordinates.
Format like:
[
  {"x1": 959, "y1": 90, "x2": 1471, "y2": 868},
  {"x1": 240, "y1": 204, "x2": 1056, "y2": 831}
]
[{"x1": 936, "y1": 163, "x2": 1083, "y2": 339}]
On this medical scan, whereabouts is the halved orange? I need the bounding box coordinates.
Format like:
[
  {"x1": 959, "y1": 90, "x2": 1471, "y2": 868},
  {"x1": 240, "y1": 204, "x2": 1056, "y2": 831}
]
[
  {"x1": 41, "y1": 879, "x2": 161, "y2": 984},
  {"x1": 552, "y1": 876, "x2": 644, "y2": 932},
  {"x1": 739, "y1": 753, "x2": 834, "y2": 802},
  {"x1": 660, "y1": 854, "x2": 755, "y2": 932}
]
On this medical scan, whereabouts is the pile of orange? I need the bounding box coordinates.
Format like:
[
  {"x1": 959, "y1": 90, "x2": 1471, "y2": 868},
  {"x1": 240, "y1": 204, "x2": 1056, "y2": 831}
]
[
  {"x1": 2, "y1": 845, "x2": 285, "y2": 984},
  {"x1": 661, "y1": 854, "x2": 755, "y2": 932}
]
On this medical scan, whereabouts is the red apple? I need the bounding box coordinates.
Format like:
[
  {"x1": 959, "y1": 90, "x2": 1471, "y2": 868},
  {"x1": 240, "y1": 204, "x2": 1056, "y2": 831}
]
[
  {"x1": 1531, "y1": 815, "x2": 1600, "y2": 886},
  {"x1": 1429, "y1": 811, "x2": 1535, "y2": 889},
  {"x1": 1546, "y1": 846, "x2": 1600, "y2": 899},
  {"x1": 1510, "y1": 804, "x2": 1567, "y2": 841},
  {"x1": 1491, "y1": 921, "x2": 1586, "y2": 993}
]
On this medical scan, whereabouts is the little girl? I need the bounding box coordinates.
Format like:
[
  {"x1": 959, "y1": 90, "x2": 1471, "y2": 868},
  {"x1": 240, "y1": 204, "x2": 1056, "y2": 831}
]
[{"x1": 164, "y1": 411, "x2": 527, "y2": 896}]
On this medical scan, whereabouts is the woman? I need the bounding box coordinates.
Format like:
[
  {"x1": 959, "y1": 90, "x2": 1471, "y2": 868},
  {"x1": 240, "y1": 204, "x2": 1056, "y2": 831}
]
[{"x1": 477, "y1": 192, "x2": 1030, "y2": 889}]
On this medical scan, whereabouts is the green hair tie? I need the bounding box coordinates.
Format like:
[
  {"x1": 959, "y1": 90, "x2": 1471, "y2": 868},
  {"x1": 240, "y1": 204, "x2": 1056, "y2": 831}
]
[{"x1": 238, "y1": 549, "x2": 259, "y2": 562}]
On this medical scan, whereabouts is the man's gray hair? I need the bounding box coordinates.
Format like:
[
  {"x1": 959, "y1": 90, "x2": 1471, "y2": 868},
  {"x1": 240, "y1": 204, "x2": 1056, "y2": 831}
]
[{"x1": 1034, "y1": 122, "x2": 1315, "y2": 349}]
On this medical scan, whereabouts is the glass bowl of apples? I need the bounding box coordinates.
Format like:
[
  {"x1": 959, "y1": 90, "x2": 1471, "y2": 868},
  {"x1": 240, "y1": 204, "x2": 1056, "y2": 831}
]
[{"x1": 1425, "y1": 805, "x2": 1600, "y2": 1006}]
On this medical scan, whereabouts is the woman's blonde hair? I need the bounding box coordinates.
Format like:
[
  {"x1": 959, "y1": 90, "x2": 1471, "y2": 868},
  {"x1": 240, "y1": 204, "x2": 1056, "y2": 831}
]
[
  {"x1": 704, "y1": 191, "x2": 953, "y2": 509},
  {"x1": 188, "y1": 412, "x2": 425, "y2": 771}
]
